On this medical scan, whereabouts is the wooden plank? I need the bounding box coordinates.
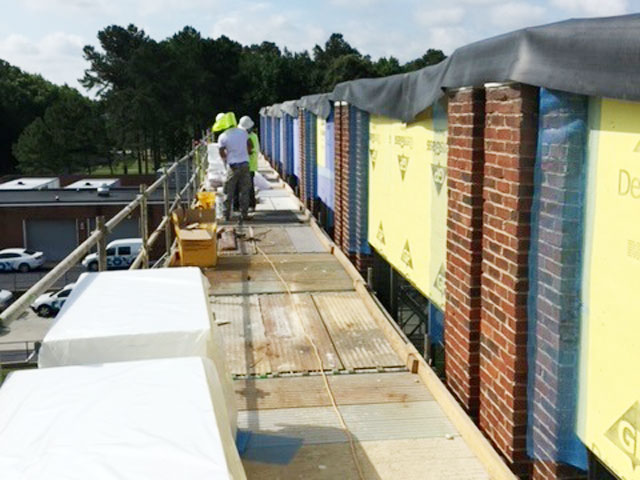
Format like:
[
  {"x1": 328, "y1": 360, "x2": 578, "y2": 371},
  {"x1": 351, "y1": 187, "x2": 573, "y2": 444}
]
[
  {"x1": 205, "y1": 254, "x2": 354, "y2": 295},
  {"x1": 312, "y1": 292, "x2": 403, "y2": 369},
  {"x1": 258, "y1": 294, "x2": 342, "y2": 373},
  {"x1": 234, "y1": 372, "x2": 432, "y2": 411},
  {"x1": 209, "y1": 295, "x2": 272, "y2": 375}
]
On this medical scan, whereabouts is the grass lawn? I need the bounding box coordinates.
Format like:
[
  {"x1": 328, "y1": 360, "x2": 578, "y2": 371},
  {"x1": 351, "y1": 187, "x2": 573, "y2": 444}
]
[{"x1": 91, "y1": 158, "x2": 153, "y2": 176}]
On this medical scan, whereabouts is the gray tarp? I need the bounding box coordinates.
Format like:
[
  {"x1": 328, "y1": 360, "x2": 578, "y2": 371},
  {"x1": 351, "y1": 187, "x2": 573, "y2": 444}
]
[
  {"x1": 329, "y1": 14, "x2": 640, "y2": 122},
  {"x1": 298, "y1": 93, "x2": 332, "y2": 119},
  {"x1": 280, "y1": 100, "x2": 300, "y2": 118},
  {"x1": 331, "y1": 60, "x2": 449, "y2": 123}
]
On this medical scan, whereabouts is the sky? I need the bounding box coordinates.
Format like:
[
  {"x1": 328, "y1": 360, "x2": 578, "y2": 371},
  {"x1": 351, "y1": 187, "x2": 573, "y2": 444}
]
[{"x1": 0, "y1": 0, "x2": 638, "y2": 94}]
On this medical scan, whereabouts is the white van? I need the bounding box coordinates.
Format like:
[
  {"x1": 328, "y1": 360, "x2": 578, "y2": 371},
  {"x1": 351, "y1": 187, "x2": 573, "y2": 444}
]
[{"x1": 82, "y1": 238, "x2": 142, "y2": 271}]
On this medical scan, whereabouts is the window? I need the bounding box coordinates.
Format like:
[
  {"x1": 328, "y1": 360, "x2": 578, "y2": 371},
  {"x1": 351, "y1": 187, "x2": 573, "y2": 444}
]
[
  {"x1": 117, "y1": 246, "x2": 131, "y2": 255},
  {"x1": 57, "y1": 289, "x2": 71, "y2": 298},
  {"x1": 106, "y1": 248, "x2": 116, "y2": 256},
  {"x1": 0, "y1": 253, "x2": 20, "y2": 259},
  {"x1": 24, "y1": 250, "x2": 37, "y2": 255}
]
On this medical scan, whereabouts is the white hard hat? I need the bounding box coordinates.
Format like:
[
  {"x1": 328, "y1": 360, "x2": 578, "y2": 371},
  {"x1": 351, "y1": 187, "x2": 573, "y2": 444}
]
[
  {"x1": 239, "y1": 116, "x2": 254, "y2": 130},
  {"x1": 215, "y1": 113, "x2": 224, "y2": 121}
]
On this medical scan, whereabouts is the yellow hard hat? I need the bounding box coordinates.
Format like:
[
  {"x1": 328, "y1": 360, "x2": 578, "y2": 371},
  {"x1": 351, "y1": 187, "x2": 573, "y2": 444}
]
[{"x1": 213, "y1": 112, "x2": 237, "y2": 132}]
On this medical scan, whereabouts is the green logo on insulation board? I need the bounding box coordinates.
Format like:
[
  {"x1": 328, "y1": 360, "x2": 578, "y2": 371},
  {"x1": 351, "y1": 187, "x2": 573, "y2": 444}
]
[
  {"x1": 431, "y1": 163, "x2": 447, "y2": 195},
  {"x1": 606, "y1": 401, "x2": 640, "y2": 469},
  {"x1": 434, "y1": 264, "x2": 446, "y2": 294},
  {"x1": 377, "y1": 222, "x2": 385, "y2": 245},
  {"x1": 398, "y1": 155, "x2": 409, "y2": 180},
  {"x1": 370, "y1": 149, "x2": 378, "y2": 170},
  {"x1": 401, "y1": 240, "x2": 413, "y2": 269}
]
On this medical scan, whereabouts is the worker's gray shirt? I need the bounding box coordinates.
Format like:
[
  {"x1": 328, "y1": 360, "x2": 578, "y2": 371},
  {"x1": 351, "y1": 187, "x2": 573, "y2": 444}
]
[{"x1": 219, "y1": 128, "x2": 249, "y2": 165}]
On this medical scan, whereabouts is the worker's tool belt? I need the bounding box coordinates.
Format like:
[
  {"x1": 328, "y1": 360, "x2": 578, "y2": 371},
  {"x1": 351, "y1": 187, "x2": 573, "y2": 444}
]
[{"x1": 229, "y1": 162, "x2": 248, "y2": 169}]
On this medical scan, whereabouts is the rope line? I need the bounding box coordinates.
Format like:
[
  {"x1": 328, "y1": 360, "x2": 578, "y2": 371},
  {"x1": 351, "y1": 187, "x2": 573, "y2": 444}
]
[{"x1": 255, "y1": 243, "x2": 366, "y2": 480}]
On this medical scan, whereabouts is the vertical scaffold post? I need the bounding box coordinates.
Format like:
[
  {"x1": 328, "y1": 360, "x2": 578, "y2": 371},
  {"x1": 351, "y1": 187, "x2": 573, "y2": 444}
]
[
  {"x1": 163, "y1": 167, "x2": 171, "y2": 258},
  {"x1": 96, "y1": 215, "x2": 107, "y2": 272},
  {"x1": 174, "y1": 161, "x2": 181, "y2": 206},
  {"x1": 185, "y1": 154, "x2": 191, "y2": 205},
  {"x1": 139, "y1": 184, "x2": 149, "y2": 269}
]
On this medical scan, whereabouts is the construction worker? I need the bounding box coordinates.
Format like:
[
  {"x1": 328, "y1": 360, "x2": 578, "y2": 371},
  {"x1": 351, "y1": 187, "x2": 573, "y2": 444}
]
[
  {"x1": 216, "y1": 112, "x2": 253, "y2": 221},
  {"x1": 239, "y1": 116, "x2": 259, "y2": 210},
  {"x1": 212, "y1": 112, "x2": 225, "y2": 141}
]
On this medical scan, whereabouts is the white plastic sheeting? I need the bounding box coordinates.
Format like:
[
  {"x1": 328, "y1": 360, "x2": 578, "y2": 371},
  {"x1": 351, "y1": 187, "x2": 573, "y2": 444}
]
[
  {"x1": 207, "y1": 142, "x2": 227, "y2": 189},
  {"x1": 38, "y1": 267, "x2": 236, "y2": 435},
  {"x1": 0, "y1": 357, "x2": 246, "y2": 479}
]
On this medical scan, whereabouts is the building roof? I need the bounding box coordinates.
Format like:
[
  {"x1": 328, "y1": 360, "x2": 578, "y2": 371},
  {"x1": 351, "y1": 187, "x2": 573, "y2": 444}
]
[
  {"x1": 0, "y1": 188, "x2": 172, "y2": 207},
  {"x1": 64, "y1": 178, "x2": 120, "y2": 189},
  {"x1": 0, "y1": 177, "x2": 58, "y2": 190}
]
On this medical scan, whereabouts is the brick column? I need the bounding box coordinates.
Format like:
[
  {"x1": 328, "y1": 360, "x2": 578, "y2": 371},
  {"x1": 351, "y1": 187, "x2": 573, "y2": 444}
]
[
  {"x1": 333, "y1": 102, "x2": 351, "y2": 253},
  {"x1": 480, "y1": 83, "x2": 538, "y2": 478},
  {"x1": 333, "y1": 103, "x2": 343, "y2": 247},
  {"x1": 444, "y1": 87, "x2": 485, "y2": 418},
  {"x1": 299, "y1": 109, "x2": 306, "y2": 203},
  {"x1": 529, "y1": 89, "x2": 588, "y2": 480}
]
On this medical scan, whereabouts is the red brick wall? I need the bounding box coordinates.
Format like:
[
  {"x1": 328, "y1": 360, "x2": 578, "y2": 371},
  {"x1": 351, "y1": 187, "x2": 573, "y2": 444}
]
[
  {"x1": 0, "y1": 204, "x2": 166, "y2": 257},
  {"x1": 333, "y1": 102, "x2": 349, "y2": 250},
  {"x1": 299, "y1": 109, "x2": 306, "y2": 203},
  {"x1": 444, "y1": 87, "x2": 485, "y2": 418},
  {"x1": 479, "y1": 83, "x2": 538, "y2": 478}
]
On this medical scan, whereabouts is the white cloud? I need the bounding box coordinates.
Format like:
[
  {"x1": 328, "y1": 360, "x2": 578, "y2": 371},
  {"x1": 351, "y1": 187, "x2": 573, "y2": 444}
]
[
  {"x1": 416, "y1": 7, "x2": 466, "y2": 26},
  {"x1": 210, "y1": 4, "x2": 326, "y2": 51},
  {"x1": 328, "y1": 0, "x2": 385, "y2": 6},
  {"x1": 549, "y1": 0, "x2": 629, "y2": 16},
  {"x1": 489, "y1": 2, "x2": 546, "y2": 29},
  {"x1": 0, "y1": 32, "x2": 87, "y2": 89}
]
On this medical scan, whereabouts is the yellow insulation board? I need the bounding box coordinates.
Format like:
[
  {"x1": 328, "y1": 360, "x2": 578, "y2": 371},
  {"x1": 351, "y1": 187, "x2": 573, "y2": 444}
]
[
  {"x1": 577, "y1": 98, "x2": 640, "y2": 478},
  {"x1": 368, "y1": 104, "x2": 447, "y2": 309},
  {"x1": 317, "y1": 117, "x2": 326, "y2": 168}
]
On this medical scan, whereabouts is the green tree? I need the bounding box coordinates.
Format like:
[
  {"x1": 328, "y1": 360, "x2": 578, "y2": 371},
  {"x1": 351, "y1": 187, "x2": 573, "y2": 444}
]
[
  {"x1": 0, "y1": 60, "x2": 58, "y2": 174},
  {"x1": 14, "y1": 88, "x2": 105, "y2": 174}
]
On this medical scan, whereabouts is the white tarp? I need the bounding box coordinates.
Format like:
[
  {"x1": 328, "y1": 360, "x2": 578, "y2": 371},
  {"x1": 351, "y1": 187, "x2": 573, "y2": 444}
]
[
  {"x1": 207, "y1": 142, "x2": 226, "y2": 189},
  {"x1": 38, "y1": 267, "x2": 236, "y2": 434},
  {"x1": 0, "y1": 357, "x2": 246, "y2": 479}
]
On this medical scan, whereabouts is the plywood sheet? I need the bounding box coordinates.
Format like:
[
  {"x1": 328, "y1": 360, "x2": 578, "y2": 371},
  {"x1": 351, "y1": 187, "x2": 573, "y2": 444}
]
[
  {"x1": 210, "y1": 295, "x2": 272, "y2": 375},
  {"x1": 312, "y1": 292, "x2": 402, "y2": 369},
  {"x1": 238, "y1": 401, "x2": 457, "y2": 444},
  {"x1": 285, "y1": 227, "x2": 327, "y2": 253},
  {"x1": 243, "y1": 438, "x2": 490, "y2": 480},
  {"x1": 205, "y1": 254, "x2": 354, "y2": 295},
  {"x1": 258, "y1": 294, "x2": 342, "y2": 373},
  {"x1": 234, "y1": 372, "x2": 432, "y2": 411}
]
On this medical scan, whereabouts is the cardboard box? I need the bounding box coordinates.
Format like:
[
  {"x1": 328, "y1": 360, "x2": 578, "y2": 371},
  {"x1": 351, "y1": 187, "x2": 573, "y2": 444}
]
[{"x1": 172, "y1": 207, "x2": 217, "y2": 267}]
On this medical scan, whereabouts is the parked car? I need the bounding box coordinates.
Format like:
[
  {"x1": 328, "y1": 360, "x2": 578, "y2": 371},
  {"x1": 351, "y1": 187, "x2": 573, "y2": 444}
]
[
  {"x1": 0, "y1": 248, "x2": 45, "y2": 273},
  {"x1": 0, "y1": 289, "x2": 13, "y2": 311},
  {"x1": 30, "y1": 283, "x2": 75, "y2": 317},
  {"x1": 81, "y1": 238, "x2": 142, "y2": 272}
]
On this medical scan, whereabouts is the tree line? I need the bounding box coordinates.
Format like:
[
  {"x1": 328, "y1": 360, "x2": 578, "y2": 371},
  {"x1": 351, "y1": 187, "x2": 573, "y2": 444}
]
[{"x1": 2, "y1": 25, "x2": 445, "y2": 176}]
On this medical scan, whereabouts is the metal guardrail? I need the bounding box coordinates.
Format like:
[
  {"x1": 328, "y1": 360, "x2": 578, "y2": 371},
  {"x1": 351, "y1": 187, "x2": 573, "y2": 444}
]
[
  {"x1": 0, "y1": 340, "x2": 40, "y2": 365},
  {"x1": 0, "y1": 139, "x2": 209, "y2": 327}
]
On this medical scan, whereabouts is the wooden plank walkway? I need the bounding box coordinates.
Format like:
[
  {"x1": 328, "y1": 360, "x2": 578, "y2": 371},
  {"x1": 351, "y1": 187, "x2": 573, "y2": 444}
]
[
  {"x1": 312, "y1": 292, "x2": 404, "y2": 370},
  {"x1": 208, "y1": 158, "x2": 498, "y2": 480}
]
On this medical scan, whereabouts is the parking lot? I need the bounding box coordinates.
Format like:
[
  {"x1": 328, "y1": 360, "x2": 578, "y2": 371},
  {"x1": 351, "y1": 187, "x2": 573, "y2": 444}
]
[{"x1": 0, "y1": 265, "x2": 84, "y2": 294}]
